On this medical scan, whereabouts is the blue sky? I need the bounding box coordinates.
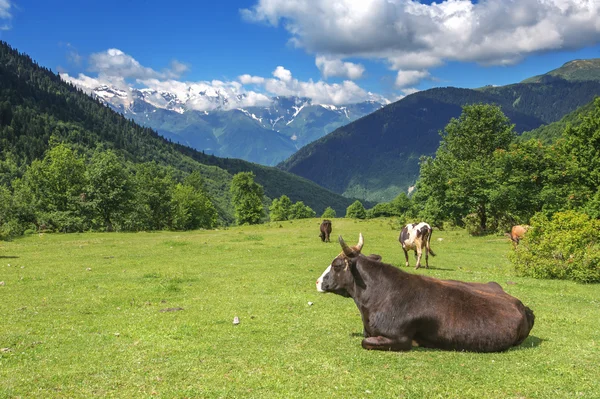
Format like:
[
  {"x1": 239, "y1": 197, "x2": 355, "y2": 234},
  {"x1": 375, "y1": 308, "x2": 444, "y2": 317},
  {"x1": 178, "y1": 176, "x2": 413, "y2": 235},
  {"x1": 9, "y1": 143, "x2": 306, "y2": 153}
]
[{"x1": 2, "y1": 0, "x2": 600, "y2": 107}]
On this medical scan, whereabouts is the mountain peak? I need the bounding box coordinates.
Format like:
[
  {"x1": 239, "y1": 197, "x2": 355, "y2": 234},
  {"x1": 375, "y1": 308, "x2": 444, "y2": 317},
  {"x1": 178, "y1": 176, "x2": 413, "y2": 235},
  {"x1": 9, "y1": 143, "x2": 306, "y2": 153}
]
[{"x1": 522, "y1": 57, "x2": 600, "y2": 84}]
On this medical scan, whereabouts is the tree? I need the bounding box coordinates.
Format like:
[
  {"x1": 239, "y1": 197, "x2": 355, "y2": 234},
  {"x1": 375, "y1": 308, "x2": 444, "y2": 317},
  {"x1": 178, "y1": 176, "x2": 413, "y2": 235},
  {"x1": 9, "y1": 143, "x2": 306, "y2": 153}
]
[
  {"x1": 415, "y1": 104, "x2": 515, "y2": 232},
  {"x1": 368, "y1": 192, "x2": 414, "y2": 218},
  {"x1": 0, "y1": 184, "x2": 13, "y2": 239},
  {"x1": 557, "y1": 97, "x2": 600, "y2": 216},
  {"x1": 127, "y1": 162, "x2": 175, "y2": 231},
  {"x1": 230, "y1": 172, "x2": 265, "y2": 225},
  {"x1": 321, "y1": 206, "x2": 336, "y2": 218},
  {"x1": 289, "y1": 201, "x2": 316, "y2": 219},
  {"x1": 23, "y1": 143, "x2": 87, "y2": 232},
  {"x1": 85, "y1": 148, "x2": 133, "y2": 231},
  {"x1": 171, "y1": 183, "x2": 217, "y2": 230},
  {"x1": 346, "y1": 200, "x2": 367, "y2": 219},
  {"x1": 269, "y1": 195, "x2": 292, "y2": 222}
]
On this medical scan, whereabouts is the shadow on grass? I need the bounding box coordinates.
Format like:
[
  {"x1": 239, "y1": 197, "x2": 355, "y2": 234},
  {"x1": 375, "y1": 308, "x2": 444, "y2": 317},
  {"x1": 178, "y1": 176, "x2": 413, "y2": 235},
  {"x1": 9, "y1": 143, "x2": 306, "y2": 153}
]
[
  {"x1": 510, "y1": 335, "x2": 544, "y2": 351},
  {"x1": 421, "y1": 265, "x2": 454, "y2": 272},
  {"x1": 395, "y1": 265, "x2": 455, "y2": 272},
  {"x1": 348, "y1": 333, "x2": 544, "y2": 351},
  {"x1": 0, "y1": 256, "x2": 19, "y2": 259}
]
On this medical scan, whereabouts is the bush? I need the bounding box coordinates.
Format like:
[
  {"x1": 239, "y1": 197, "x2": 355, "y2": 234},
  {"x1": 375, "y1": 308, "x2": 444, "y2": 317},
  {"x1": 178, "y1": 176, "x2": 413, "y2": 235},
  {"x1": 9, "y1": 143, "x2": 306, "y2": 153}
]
[
  {"x1": 321, "y1": 207, "x2": 336, "y2": 218},
  {"x1": 345, "y1": 200, "x2": 366, "y2": 219},
  {"x1": 511, "y1": 211, "x2": 600, "y2": 283},
  {"x1": 463, "y1": 213, "x2": 484, "y2": 236}
]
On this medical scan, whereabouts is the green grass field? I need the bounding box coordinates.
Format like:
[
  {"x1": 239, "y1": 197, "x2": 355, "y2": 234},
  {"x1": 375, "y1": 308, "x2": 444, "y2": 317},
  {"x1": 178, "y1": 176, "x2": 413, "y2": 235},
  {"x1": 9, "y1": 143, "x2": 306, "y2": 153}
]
[{"x1": 1, "y1": 218, "x2": 598, "y2": 398}]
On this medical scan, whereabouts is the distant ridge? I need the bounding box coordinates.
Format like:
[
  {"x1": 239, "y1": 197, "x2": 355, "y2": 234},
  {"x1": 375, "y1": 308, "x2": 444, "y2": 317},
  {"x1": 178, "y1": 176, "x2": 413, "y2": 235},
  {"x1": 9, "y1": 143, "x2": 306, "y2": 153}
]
[
  {"x1": 521, "y1": 59, "x2": 600, "y2": 83},
  {"x1": 279, "y1": 61, "x2": 600, "y2": 202}
]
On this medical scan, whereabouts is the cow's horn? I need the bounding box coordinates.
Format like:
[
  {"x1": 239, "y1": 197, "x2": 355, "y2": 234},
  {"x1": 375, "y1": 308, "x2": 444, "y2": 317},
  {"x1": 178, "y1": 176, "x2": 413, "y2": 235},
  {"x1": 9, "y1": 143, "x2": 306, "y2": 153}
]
[
  {"x1": 356, "y1": 233, "x2": 364, "y2": 251},
  {"x1": 339, "y1": 235, "x2": 354, "y2": 257}
]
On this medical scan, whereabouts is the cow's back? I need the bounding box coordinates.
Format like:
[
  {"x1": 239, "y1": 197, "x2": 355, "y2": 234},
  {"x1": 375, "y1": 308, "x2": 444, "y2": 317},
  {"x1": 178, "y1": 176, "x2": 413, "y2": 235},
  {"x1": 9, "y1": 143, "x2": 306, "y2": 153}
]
[{"x1": 412, "y1": 278, "x2": 534, "y2": 352}]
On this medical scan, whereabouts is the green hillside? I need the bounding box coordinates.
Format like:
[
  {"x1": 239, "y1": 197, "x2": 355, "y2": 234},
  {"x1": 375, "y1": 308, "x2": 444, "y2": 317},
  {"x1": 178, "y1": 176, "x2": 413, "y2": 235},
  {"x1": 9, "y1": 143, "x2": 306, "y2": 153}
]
[
  {"x1": 519, "y1": 98, "x2": 599, "y2": 144},
  {"x1": 0, "y1": 41, "x2": 356, "y2": 220},
  {"x1": 280, "y1": 72, "x2": 600, "y2": 202},
  {"x1": 521, "y1": 59, "x2": 600, "y2": 83}
]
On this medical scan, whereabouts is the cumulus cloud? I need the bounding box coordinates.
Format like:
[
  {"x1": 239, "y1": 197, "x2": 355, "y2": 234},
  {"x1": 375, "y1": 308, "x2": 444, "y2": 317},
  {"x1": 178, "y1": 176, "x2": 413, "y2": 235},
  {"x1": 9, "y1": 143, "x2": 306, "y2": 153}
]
[
  {"x1": 315, "y1": 56, "x2": 365, "y2": 79},
  {"x1": 0, "y1": 0, "x2": 11, "y2": 19},
  {"x1": 242, "y1": 0, "x2": 600, "y2": 86},
  {"x1": 273, "y1": 66, "x2": 293, "y2": 82},
  {"x1": 169, "y1": 60, "x2": 190, "y2": 76},
  {"x1": 395, "y1": 70, "x2": 430, "y2": 88},
  {"x1": 239, "y1": 74, "x2": 266, "y2": 85},
  {"x1": 245, "y1": 65, "x2": 387, "y2": 104},
  {"x1": 88, "y1": 48, "x2": 188, "y2": 80},
  {"x1": 0, "y1": 0, "x2": 12, "y2": 29}
]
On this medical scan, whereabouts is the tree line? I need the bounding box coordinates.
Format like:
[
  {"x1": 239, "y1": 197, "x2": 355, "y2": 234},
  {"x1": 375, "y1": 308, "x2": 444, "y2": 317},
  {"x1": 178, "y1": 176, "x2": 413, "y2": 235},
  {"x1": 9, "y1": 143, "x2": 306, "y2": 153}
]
[{"x1": 0, "y1": 143, "x2": 218, "y2": 238}]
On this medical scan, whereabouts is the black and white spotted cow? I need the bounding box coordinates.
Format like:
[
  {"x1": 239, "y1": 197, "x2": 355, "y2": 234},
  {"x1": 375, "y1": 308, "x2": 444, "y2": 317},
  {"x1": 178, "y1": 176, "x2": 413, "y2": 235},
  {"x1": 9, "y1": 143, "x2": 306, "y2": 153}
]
[{"x1": 399, "y1": 222, "x2": 435, "y2": 269}]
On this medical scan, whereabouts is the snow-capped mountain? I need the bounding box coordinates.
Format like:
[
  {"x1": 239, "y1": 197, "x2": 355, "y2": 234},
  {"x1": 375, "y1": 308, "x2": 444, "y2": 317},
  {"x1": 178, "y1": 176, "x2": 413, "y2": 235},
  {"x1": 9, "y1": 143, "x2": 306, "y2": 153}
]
[{"x1": 90, "y1": 84, "x2": 386, "y2": 165}]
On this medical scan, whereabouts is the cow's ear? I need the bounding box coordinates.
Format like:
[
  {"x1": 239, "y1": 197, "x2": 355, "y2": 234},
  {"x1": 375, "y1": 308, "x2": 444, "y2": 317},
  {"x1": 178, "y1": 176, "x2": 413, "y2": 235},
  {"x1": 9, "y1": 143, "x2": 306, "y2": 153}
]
[{"x1": 332, "y1": 257, "x2": 346, "y2": 271}]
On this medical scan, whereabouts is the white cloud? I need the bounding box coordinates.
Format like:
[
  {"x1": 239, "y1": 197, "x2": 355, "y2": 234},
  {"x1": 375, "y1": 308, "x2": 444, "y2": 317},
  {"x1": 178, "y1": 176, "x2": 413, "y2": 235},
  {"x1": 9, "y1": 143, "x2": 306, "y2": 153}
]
[
  {"x1": 88, "y1": 48, "x2": 188, "y2": 80},
  {"x1": 273, "y1": 66, "x2": 293, "y2": 82},
  {"x1": 243, "y1": 0, "x2": 600, "y2": 86},
  {"x1": 315, "y1": 55, "x2": 365, "y2": 79},
  {"x1": 400, "y1": 87, "x2": 420, "y2": 96},
  {"x1": 60, "y1": 72, "x2": 130, "y2": 93},
  {"x1": 0, "y1": 0, "x2": 11, "y2": 20},
  {"x1": 239, "y1": 74, "x2": 266, "y2": 85},
  {"x1": 0, "y1": 0, "x2": 12, "y2": 29},
  {"x1": 169, "y1": 60, "x2": 190, "y2": 76},
  {"x1": 395, "y1": 70, "x2": 430, "y2": 88},
  {"x1": 255, "y1": 65, "x2": 386, "y2": 104}
]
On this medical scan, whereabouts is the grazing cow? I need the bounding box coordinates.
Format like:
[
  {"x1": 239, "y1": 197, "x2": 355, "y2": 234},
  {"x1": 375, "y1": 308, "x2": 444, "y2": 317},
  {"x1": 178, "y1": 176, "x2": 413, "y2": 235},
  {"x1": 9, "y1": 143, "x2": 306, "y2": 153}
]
[
  {"x1": 510, "y1": 225, "x2": 530, "y2": 246},
  {"x1": 319, "y1": 220, "x2": 332, "y2": 242},
  {"x1": 316, "y1": 234, "x2": 535, "y2": 352},
  {"x1": 399, "y1": 222, "x2": 436, "y2": 269}
]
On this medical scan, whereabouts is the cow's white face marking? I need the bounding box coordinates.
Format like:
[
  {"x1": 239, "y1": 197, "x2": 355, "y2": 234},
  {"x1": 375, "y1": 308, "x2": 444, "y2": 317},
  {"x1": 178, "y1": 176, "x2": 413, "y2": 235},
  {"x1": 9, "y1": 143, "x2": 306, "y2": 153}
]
[{"x1": 316, "y1": 265, "x2": 331, "y2": 292}]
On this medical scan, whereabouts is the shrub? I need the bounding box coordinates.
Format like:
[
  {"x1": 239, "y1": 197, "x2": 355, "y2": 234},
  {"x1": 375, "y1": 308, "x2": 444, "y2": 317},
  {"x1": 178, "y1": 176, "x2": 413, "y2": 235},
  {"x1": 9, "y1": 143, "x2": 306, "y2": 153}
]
[
  {"x1": 321, "y1": 206, "x2": 336, "y2": 219},
  {"x1": 463, "y1": 213, "x2": 484, "y2": 236},
  {"x1": 288, "y1": 201, "x2": 316, "y2": 220},
  {"x1": 346, "y1": 200, "x2": 367, "y2": 219},
  {"x1": 511, "y1": 211, "x2": 600, "y2": 283}
]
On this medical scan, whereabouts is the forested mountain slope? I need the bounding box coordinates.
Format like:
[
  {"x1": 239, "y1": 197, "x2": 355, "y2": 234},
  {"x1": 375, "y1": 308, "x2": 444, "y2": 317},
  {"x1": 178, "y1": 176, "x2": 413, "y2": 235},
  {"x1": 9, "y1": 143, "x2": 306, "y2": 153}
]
[
  {"x1": 279, "y1": 69, "x2": 600, "y2": 202},
  {"x1": 519, "y1": 99, "x2": 598, "y2": 144},
  {"x1": 0, "y1": 41, "x2": 356, "y2": 220}
]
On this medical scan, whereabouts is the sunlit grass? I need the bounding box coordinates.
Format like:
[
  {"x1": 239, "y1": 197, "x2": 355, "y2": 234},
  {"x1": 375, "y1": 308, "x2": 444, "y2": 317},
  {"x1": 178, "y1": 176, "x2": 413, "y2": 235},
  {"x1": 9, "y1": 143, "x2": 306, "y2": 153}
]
[{"x1": 1, "y1": 218, "x2": 598, "y2": 398}]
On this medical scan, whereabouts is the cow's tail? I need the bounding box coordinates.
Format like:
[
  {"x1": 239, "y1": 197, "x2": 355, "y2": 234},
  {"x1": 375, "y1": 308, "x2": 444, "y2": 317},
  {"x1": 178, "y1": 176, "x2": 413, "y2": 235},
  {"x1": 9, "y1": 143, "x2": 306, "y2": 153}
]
[{"x1": 427, "y1": 228, "x2": 436, "y2": 257}]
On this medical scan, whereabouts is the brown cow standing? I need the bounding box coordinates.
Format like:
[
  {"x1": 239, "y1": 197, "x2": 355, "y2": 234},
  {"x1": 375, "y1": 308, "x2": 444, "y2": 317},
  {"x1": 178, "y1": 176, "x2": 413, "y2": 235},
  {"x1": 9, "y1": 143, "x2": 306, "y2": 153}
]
[
  {"x1": 510, "y1": 225, "x2": 530, "y2": 246},
  {"x1": 316, "y1": 234, "x2": 535, "y2": 352},
  {"x1": 319, "y1": 220, "x2": 332, "y2": 242},
  {"x1": 399, "y1": 222, "x2": 436, "y2": 269}
]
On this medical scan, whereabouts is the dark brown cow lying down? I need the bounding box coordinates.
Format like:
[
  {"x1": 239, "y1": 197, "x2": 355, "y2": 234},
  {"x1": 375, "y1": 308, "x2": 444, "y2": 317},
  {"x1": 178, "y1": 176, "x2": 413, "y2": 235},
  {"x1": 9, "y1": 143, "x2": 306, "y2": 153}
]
[{"x1": 316, "y1": 234, "x2": 535, "y2": 352}]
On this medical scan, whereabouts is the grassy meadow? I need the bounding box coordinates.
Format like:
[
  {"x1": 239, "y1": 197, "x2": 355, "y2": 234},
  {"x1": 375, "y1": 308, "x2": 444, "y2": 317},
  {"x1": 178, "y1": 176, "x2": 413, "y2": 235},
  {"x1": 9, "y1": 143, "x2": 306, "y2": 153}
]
[{"x1": 1, "y1": 218, "x2": 598, "y2": 398}]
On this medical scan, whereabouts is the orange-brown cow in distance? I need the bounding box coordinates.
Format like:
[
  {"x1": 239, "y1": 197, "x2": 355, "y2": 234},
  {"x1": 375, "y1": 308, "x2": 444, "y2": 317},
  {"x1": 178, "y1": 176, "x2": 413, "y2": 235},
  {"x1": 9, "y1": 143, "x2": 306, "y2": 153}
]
[{"x1": 510, "y1": 225, "x2": 530, "y2": 246}]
